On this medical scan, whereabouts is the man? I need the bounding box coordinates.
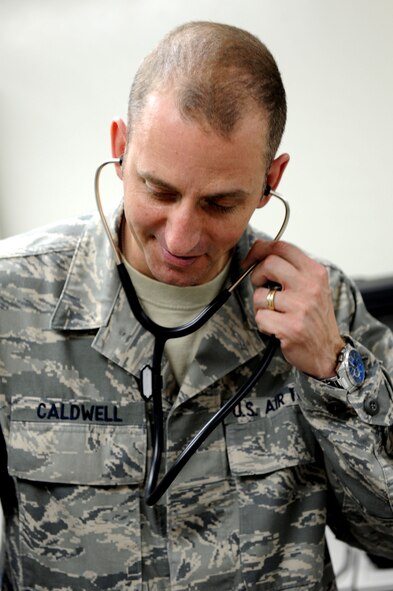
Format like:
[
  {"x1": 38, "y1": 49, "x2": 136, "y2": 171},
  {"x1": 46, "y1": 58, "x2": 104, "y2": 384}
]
[{"x1": 0, "y1": 21, "x2": 392, "y2": 591}]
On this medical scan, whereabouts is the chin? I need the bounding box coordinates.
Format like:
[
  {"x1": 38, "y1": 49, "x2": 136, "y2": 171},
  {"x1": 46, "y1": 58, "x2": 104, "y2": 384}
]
[
  {"x1": 153, "y1": 267, "x2": 207, "y2": 287},
  {"x1": 160, "y1": 274, "x2": 201, "y2": 287}
]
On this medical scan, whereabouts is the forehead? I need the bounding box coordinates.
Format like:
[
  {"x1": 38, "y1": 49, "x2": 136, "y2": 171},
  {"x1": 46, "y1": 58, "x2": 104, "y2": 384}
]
[{"x1": 129, "y1": 91, "x2": 269, "y2": 168}]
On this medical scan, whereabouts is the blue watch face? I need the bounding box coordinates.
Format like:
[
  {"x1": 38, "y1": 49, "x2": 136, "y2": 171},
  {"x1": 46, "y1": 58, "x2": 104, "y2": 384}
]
[{"x1": 348, "y1": 349, "x2": 365, "y2": 385}]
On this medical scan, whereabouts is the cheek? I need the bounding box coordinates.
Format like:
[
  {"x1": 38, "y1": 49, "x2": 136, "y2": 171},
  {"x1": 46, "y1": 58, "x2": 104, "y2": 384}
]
[
  {"x1": 123, "y1": 191, "x2": 157, "y2": 235},
  {"x1": 209, "y1": 216, "x2": 249, "y2": 253}
]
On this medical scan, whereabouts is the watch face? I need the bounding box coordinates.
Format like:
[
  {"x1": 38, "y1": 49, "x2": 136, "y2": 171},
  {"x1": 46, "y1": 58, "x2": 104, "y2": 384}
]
[{"x1": 347, "y1": 349, "x2": 365, "y2": 386}]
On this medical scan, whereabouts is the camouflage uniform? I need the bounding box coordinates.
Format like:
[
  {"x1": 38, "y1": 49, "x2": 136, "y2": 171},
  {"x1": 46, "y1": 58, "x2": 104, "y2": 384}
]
[{"x1": 0, "y1": 203, "x2": 392, "y2": 591}]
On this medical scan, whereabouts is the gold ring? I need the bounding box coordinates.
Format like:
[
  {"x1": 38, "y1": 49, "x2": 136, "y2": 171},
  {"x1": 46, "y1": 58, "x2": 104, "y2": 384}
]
[{"x1": 266, "y1": 287, "x2": 279, "y2": 311}]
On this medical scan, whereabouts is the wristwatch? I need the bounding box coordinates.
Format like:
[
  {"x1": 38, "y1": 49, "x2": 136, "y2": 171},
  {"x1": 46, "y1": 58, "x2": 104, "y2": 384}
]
[{"x1": 323, "y1": 342, "x2": 366, "y2": 393}]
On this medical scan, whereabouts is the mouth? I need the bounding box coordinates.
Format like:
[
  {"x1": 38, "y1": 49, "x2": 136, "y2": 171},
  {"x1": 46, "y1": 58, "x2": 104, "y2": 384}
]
[{"x1": 161, "y1": 246, "x2": 201, "y2": 268}]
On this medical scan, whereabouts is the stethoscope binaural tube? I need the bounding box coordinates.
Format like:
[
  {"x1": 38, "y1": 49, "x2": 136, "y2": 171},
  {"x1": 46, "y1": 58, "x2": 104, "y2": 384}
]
[{"x1": 95, "y1": 158, "x2": 290, "y2": 505}]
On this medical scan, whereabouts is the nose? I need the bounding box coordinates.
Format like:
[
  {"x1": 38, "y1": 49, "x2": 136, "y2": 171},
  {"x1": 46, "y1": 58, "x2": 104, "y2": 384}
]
[{"x1": 164, "y1": 201, "x2": 203, "y2": 256}]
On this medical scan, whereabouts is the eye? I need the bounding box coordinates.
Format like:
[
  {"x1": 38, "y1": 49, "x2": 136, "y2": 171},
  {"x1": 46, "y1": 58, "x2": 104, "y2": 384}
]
[
  {"x1": 203, "y1": 197, "x2": 239, "y2": 215},
  {"x1": 207, "y1": 202, "x2": 236, "y2": 214},
  {"x1": 144, "y1": 180, "x2": 177, "y2": 200}
]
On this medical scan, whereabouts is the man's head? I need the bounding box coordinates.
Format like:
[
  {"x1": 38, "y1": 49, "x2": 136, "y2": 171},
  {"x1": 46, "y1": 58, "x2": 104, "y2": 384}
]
[
  {"x1": 127, "y1": 21, "x2": 286, "y2": 167},
  {"x1": 111, "y1": 22, "x2": 289, "y2": 286}
]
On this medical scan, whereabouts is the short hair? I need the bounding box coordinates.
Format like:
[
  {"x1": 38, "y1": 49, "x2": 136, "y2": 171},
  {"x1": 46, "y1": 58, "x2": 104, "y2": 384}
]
[{"x1": 127, "y1": 21, "x2": 287, "y2": 165}]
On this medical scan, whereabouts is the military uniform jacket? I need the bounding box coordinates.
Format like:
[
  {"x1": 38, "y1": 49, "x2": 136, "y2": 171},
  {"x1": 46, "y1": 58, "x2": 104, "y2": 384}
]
[{"x1": 1, "y1": 205, "x2": 393, "y2": 591}]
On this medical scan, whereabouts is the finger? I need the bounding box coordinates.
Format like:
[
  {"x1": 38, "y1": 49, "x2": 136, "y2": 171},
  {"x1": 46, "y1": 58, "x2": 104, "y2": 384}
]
[
  {"x1": 269, "y1": 241, "x2": 312, "y2": 270},
  {"x1": 254, "y1": 285, "x2": 285, "y2": 313},
  {"x1": 250, "y1": 254, "x2": 296, "y2": 290},
  {"x1": 242, "y1": 241, "x2": 305, "y2": 292},
  {"x1": 254, "y1": 307, "x2": 285, "y2": 339},
  {"x1": 240, "y1": 239, "x2": 273, "y2": 269},
  {"x1": 243, "y1": 239, "x2": 311, "y2": 273}
]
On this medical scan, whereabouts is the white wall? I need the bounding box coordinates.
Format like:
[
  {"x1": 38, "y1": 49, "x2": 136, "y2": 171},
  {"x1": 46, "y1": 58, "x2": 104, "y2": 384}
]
[{"x1": 1, "y1": 0, "x2": 392, "y2": 279}]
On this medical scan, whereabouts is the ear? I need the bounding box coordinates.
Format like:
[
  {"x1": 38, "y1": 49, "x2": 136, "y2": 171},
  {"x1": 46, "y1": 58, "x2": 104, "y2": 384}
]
[
  {"x1": 267, "y1": 152, "x2": 290, "y2": 191},
  {"x1": 257, "y1": 153, "x2": 290, "y2": 208},
  {"x1": 110, "y1": 119, "x2": 128, "y2": 180}
]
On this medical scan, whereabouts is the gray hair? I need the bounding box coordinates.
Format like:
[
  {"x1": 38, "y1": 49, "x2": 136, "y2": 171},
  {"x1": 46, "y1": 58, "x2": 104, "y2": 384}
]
[{"x1": 127, "y1": 21, "x2": 287, "y2": 164}]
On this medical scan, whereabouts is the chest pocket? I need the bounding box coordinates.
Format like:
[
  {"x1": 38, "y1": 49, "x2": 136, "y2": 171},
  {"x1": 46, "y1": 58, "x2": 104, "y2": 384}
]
[
  {"x1": 7, "y1": 395, "x2": 147, "y2": 485},
  {"x1": 225, "y1": 404, "x2": 316, "y2": 477}
]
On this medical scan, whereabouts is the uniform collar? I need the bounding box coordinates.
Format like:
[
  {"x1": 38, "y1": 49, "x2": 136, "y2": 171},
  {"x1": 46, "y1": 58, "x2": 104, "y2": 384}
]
[{"x1": 51, "y1": 203, "x2": 123, "y2": 330}]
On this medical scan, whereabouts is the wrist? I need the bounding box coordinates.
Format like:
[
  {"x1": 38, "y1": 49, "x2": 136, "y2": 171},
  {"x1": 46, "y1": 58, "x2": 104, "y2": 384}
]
[
  {"x1": 320, "y1": 337, "x2": 366, "y2": 392},
  {"x1": 317, "y1": 338, "x2": 346, "y2": 380}
]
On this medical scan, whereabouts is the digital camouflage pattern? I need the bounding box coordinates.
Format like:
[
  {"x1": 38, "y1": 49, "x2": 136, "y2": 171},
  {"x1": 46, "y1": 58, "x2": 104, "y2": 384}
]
[{"x1": 0, "y1": 204, "x2": 393, "y2": 591}]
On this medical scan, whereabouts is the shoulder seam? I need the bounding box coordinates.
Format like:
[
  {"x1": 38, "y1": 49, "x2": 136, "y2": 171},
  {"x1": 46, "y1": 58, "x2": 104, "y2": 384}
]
[{"x1": 0, "y1": 243, "x2": 78, "y2": 261}]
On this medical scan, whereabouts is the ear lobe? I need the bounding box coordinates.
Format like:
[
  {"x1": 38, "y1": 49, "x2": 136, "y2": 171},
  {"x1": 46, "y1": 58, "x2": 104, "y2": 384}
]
[
  {"x1": 257, "y1": 193, "x2": 271, "y2": 209},
  {"x1": 110, "y1": 119, "x2": 128, "y2": 180}
]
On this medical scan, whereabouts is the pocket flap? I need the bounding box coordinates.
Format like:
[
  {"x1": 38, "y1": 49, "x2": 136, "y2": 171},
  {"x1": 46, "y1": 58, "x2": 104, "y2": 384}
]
[
  {"x1": 8, "y1": 396, "x2": 146, "y2": 485},
  {"x1": 225, "y1": 405, "x2": 316, "y2": 476}
]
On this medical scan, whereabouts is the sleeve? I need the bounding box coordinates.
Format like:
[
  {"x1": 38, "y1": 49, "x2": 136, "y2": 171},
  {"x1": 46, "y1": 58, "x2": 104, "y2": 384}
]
[{"x1": 295, "y1": 264, "x2": 393, "y2": 559}]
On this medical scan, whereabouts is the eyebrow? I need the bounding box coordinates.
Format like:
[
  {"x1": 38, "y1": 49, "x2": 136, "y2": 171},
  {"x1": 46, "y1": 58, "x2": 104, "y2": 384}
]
[
  {"x1": 140, "y1": 172, "x2": 179, "y2": 193},
  {"x1": 139, "y1": 170, "x2": 251, "y2": 200}
]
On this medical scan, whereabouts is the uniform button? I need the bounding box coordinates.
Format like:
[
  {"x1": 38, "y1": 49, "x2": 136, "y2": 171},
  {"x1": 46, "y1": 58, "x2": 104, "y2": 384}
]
[{"x1": 364, "y1": 398, "x2": 380, "y2": 416}]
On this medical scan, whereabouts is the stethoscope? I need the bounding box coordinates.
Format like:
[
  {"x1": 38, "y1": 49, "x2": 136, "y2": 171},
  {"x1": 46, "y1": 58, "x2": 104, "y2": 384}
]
[{"x1": 95, "y1": 158, "x2": 290, "y2": 505}]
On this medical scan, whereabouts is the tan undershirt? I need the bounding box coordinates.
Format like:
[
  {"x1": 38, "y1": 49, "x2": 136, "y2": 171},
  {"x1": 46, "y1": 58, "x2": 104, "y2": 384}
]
[{"x1": 122, "y1": 258, "x2": 230, "y2": 385}]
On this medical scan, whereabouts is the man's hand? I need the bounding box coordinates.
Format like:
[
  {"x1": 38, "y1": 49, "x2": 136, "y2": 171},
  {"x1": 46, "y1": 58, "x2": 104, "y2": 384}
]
[{"x1": 242, "y1": 240, "x2": 345, "y2": 378}]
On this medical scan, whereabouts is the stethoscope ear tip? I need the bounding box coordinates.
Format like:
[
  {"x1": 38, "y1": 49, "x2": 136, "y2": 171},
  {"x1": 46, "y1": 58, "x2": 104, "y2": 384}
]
[{"x1": 264, "y1": 184, "x2": 271, "y2": 196}]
